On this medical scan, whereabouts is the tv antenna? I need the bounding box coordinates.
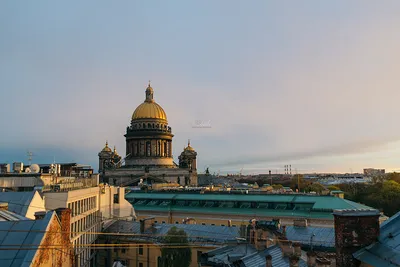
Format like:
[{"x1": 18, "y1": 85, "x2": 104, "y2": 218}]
[{"x1": 27, "y1": 150, "x2": 34, "y2": 165}]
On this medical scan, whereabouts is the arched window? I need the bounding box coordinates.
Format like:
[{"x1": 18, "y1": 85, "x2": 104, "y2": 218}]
[
  {"x1": 146, "y1": 141, "x2": 151, "y2": 157},
  {"x1": 164, "y1": 142, "x2": 167, "y2": 157}
]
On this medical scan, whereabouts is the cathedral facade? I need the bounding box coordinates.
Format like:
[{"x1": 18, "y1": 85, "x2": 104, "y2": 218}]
[{"x1": 98, "y1": 83, "x2": 198, "y2": 186}]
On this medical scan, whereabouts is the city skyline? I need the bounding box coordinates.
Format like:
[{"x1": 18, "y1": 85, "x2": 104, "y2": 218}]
[{"x1": 2, "y1": 1, "x2": 400, "y2": 174}]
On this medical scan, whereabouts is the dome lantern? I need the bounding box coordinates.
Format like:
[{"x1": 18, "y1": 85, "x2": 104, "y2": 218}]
[{"x1": 131, "y1": 83, "x2": 167, "y2": 121}]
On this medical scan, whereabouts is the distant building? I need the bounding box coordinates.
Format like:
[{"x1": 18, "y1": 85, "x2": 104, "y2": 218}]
[
  {"x1": 98, "y1": 83, "x2": 198, "y2": 187},
  {"x1": 363, "y1": 168, "x2": 385, "y2": 176}
]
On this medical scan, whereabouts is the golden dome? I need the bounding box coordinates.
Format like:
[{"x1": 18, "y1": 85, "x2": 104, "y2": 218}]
[
  {"x1": 131, "y1": 83, "x2": 168, "y2": 121},
  {"x1": 184, "y1": 140, "x2": 195, "y2": 151},
  {"x1": 132, "y1": 101, "x2": 167, "y2": 121},
  {"x1": 102, "y1": 141, "x2": 112, "y2": 153}
]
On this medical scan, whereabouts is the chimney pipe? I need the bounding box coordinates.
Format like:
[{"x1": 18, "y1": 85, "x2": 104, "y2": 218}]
[
  {"x1": 34, "y1": 211, "x2": 47, "y2": 220},
  {"x1": 140, "y1": 219, "x2": 145, "y2": 233},
  {"x1": 289, "y1": 255, "x2": 299, "y2": 267},
  {"x1": 265, "y1": 255, "x2": 272, "y2": 267},
  {"x1": 307, "y1": 251, "x2": 317, "y2": 266},
  {"x1": 293, "y1": 242, "x2": 301, "y2": 256}
]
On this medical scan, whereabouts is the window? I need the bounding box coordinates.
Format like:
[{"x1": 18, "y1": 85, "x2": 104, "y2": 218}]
[
  {"x1": 139, "y1": 245, "x2": 143, "y2": 255},
  {"x1": 162, "y1": 221, "x2": 166, "y2": 224},
  {"x1": 121, "y1": 248, "x2": 126, "y2": 253},
  {"x1": 139, "y1": 263, "x2": 143, "y2": 267},
  {"x1": 146, "y1": 141, "x2": 151, "y2": 156},
  {"x1": 154, "y1": 221, "x2": 158, "y2": 223},
  {"x1": 201, "y1": 223, "x2": 206, "y2": 225},
  {"x1": 175, "y1": 221, "x2": 179, "y2": 224},
  {"x1": 211, "y1": 224, "x2": 215, "y2": 226},
  {"x1": 221, "y1": 224, "x2": 225, "y2": 226}
]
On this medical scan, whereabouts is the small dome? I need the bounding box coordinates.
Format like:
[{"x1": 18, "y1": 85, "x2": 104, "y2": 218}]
[
  {"x1": 184, "y1": 140, "x2": 195, "y2": 151},
  {"x1": 101, "y1": 141, "x2": 112, "y2": 153}
]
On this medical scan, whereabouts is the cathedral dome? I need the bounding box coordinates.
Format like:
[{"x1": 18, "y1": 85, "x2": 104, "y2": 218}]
[
  {"x1": 131, "y1": 102, "x2": 167, "y2": 121},
  {"x1": 131, "y1": 83, "x2": 167, "y2": 121}
]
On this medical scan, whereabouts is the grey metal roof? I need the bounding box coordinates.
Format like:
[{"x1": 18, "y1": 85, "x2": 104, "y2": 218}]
[
  {"x1": 0, "y1": 211, "x2": 54, "y2": 267},
  {"x1": 203, "y1": 244, "x2": 307, "y2": 267},
  {"x1": 353, "y1": 210, "x2": 400, "y2": 267},
  {"x1": 0, "y1": 192, "x2": 38, "y2": 217},
  {"x1": 285, "y1": 226, "x2": 335, "y2": 249},
  {"x1": 0, "y1": 210, "x2": 29, "y2": 221},
  {"x1": 106, "y1": 221, "x2": 240, "y2": 245},
  {"x1": 239, "y1": 245, "x2": 307, "y2": 267}
]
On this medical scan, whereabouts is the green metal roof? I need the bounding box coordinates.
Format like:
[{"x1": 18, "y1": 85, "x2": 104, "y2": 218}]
[
  {"x1": 132, "y1": 205, "x2": 334, "y2": 219},
  {"x1": 125, "y1": 192, "x2": 371, "y2": 209},
  {"x1": 125, "y1": 192, "x2": 374, "y2": 220}
]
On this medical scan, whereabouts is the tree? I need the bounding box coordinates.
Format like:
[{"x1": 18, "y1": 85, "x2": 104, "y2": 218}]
[
  {"x1": 386, "y1": 172, "x2": 400, "y2": 183},
  {"x1": 304, "y1": 182, "x2": 326, "y2": 194},
  {"x1": 290, "y1": 174, "x2": 309, "y2": 191},
  {"x1": 160, "y1": 227, "x2": 192, "y2": 267},
  {"x1": 327, "y1": 185, "x2": 340, "y2": 191},
  {"x1": 272, "y1": 184, "x2": 283, "y2": 190}
]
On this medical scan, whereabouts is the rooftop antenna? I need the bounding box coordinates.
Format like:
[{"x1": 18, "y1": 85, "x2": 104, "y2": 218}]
[{"x1": 27, "y1": 150, "x2": 33, "y2": 165}]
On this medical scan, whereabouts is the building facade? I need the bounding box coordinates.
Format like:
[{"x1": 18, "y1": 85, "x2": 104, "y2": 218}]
[{"x1": 43, "y1": 177, "x2": 135, "y2": 267}]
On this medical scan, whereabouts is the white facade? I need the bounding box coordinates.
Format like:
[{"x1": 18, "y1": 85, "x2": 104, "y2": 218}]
[{"x1": 44, "y1": 183, "x2": 134, "y2": 267}]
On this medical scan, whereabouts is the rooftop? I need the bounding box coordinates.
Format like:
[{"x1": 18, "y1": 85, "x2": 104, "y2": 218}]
[
  {"x1": 0, "y1": 212, "x2": 54, "y2": 267},
  {"x1": 126, "y1": 192, "x2": 374, "y2": 220},
  {"x1": 201, "y1": 244, "x2": 307, "y2": 267},
  {"x1": 0, "y1": 192, "x2": 39, "y2": 217},
  {"x1": 105, "y1": 220, "x2": 240, "y2": 245},
  {"x1": 333, "y1": 209, "x2": 381, "y2": 217}
]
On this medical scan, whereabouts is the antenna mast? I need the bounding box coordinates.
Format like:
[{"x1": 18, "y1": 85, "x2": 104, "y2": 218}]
[{"x1": 27, "y1": 150, "x2": 33, "y2": 165}]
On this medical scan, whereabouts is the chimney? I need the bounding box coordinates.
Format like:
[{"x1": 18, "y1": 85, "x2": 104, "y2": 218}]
[
  {"x1": 293, "y1": 219, "x2": 308, "y2": 227},
  {"x1": 34, "y1": 211, "x2": 47, "y2": 220},
  {"x1": 293, "y1": 242, "x2": 301, "y2": 256},
  {"x1": 265, "y1": 255, "x2": 272, "y2": 267},
  {"x1": 289, "y1": 255, "x2": 299, "y2": 267},
  {"x1": 240, "y1": 224, "x2": 247, "y2": 239},
  {"x1": 316, "y1": 257, "x2": 331, "y2": 267},
  {"x1": 0, "y1": 203, "x2": 8, "y2": 211},
  {"x1": 307, "y1": 251, "x2": 317, "y2": 266},
  {"x1": 333, "y1": 209, "x2": 380, "y2": 267},
  {"x1": 279, "y1": 240, "x2": 293, "y2": 256},
  {"x1": 55, "y1": 208, "x2": 71, "y2": 241},
  {"x1": 140, "y1": 219, "x2": 145, "y2": 233}
]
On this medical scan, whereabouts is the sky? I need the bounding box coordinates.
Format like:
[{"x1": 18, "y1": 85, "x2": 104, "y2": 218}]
[{"x1": 1, "y1": 1, "x2": 400, "y2": 174}]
